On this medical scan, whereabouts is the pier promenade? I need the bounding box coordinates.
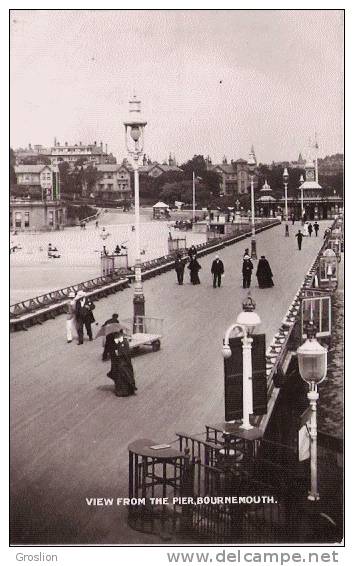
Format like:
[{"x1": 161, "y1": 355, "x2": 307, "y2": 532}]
[{"x1": 10, "y1": 220, "x2": 331, "y2": 544}]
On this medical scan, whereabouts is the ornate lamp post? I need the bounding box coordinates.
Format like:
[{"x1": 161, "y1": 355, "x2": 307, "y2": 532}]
[
  {"x1": 299, "y1": 174, "x2": 305, "y2": 222},
  {"x1": 247, "y1": 147, "x2": 257, "y2": 258},
  {"x1": 124, "y1": 96, "x2": 147, "y2": 330},
  {"x1": 297, "y1": 322, "x2": 327, "y2": 501},
  {"x1": 283, "y1": 167, "x2": 289, "y2": 236},
  {"x1": 222, "y1": 296, "x2": 261, "y2": 430}
]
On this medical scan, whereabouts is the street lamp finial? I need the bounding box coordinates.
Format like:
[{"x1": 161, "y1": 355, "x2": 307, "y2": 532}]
[{"x1": 242, "y1": 295, "x2": 256, "y2": 313}]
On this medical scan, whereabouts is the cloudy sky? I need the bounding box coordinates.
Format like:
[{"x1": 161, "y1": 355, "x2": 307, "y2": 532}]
[{"x1": 10, "y1": 10, "x2": 343, "y2": 164}]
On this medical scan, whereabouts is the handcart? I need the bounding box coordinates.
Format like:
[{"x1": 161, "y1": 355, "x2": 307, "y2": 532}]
[
  {"x1": 123, "y1": 316, "x2": 164, "y2": 353},
  {"x1": 96, "y1": 316, "x2": 163, "y2": 354}
]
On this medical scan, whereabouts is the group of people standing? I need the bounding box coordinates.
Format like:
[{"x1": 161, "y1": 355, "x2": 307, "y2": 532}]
[
  {"x1": 295, "y1": 221, "x2": 320, "y2": 250},
  {"x1": 242, "y1": 249, "x2": 274, "y2": 289},
  {"x1": 174, "y1": 245, "x2": 202, "y2": 286},
  {"x1": 174, "y1": 245, "x2": 274, "y2": 289},
  {"x1": 66, "y1": 290, "x2": 96, "y2": 344}
]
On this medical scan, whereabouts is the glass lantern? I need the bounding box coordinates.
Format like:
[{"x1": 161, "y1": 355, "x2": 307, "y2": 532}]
[{"x1": 297, "y1": 337, "x2": 327, "y2": 385}]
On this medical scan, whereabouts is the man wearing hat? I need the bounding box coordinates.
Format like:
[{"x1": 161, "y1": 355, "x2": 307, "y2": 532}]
[
  {"x1": 66, "y1": 291, "x2": 77, "y2": 343},
  {"x1": 211, "y1": 255, "x2": 224, "y2": 288},
  {"x1": 75, "y1": 290, "x2": 96, "y2": 345}
]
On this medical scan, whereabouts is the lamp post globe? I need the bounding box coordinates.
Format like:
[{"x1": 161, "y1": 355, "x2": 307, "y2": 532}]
[
  {"x1": 236, "y1": 309, "x2": 261, "y2": 336},
  {"x1": 297, "y1": 338, "x2": 327, "y2": 386}
]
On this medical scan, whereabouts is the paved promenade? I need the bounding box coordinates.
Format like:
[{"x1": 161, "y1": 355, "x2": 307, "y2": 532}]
[{"x1": 10, "y1": 221, "x2": 331, "y2": 544}]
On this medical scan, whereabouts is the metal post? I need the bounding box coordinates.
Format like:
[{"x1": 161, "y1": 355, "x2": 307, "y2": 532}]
[
  {"x1": 240, "y1": 334, "x2": 254, "y2": 430},
  {"x1": 192, "y1": 171, "x2": 196, "y2": 223},
  {"x1": 133, "y1": 159, "x2": 145, "y2": 330},
  {"x1": 284, "y1": 182, "x2": 289, "y2": 236},
  {"x1": 250, "y1": 175, "x2": 257, "y2": 258},
  {"x1": 307, "y1": 384, "x2": 320, "y2": 501}
]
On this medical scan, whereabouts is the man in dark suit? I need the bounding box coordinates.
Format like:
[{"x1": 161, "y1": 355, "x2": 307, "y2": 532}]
[
  {"x1": 211, "y1": 255, "x2": 224, "y2": 288},
  {"x1": 75, "y1": 291, "x2": 95, "y2": 345}
]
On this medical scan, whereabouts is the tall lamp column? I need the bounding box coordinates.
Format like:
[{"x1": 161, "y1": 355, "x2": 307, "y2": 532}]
[
  {"x1": 283, "y1": 167, "x2": 289, "y2": 236},
  {"x1": 124, "y1": 96, "x2": 147, "y2": 331},
  {"x1": 299, "y1": 174, "x2": 305, "y2": 223},
  {"x1": 248, "y1": 147, "x2": 257, "y2": 259},
  {"x1": 297, "y1": 322, "x2": 327, "y2": 501},
  {"x1": 222, "y1": 296, "x2": 261, "y2": 430}
]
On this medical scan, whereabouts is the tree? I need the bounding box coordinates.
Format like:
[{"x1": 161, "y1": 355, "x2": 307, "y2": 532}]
[
  {"x1": 82, "y1": 165, "x2": 102, "y2": 193},
  {"x1": 201, "y1": 170, "x2": 222, "y2": 197},
  {"x1": 10, "y1": 148, "x2": 16, "y2": 186},
  {"x1": 180, "y1": 155, "x2": 207, "y2": 178}
]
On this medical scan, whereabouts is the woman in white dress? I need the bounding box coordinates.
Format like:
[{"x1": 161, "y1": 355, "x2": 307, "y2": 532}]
[{"x1": 66, "y1": 292, "x2": 78, "y2": 343}]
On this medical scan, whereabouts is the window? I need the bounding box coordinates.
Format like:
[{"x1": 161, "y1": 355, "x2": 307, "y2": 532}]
[
  {"x1": 15, "y1": 212, "x2": 22, "y2": 228},
  {"x1": 301, "y1": 295, "x2": 331, "y2": 338},
  {"x1": 10, "y1": 212, "x2": 13, "y2": 227},
  {"x1": 24, "y1": 212, "x2": 30, "y2": 228},
  {"x1": 48, "y1": 211, "x2": 54, "y2": 226}
]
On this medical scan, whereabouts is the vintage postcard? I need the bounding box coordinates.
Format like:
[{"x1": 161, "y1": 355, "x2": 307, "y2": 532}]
[{"x1": 9, "y1": 8, "x2": 344, "y2": 557}]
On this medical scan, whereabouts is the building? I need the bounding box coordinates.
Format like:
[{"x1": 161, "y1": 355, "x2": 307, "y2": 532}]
[
  {"x1": 10, "y1": 199, "x2": 67, "y2": 231},
  {"x1": 94, "y1": 161, "x2": 133, "y2": 203},
  {"x1": 14, "y1": 140, "x2": 116, "y2": 167},
  {"x1": 208, "y1": 157, "x2": 251, "y2": 197},
  {"x1": 296, "y1": 157, "x2": 342, "y2": 220},
  {"x1": 139, "y1": 154, "x2": 183, "y2": 178},
  {"x1": 51, "y1": 140, "x2": 114, "y2": 167},
  {"x1": 14, "y1": 164, "x2": 60, "y2": 199}
]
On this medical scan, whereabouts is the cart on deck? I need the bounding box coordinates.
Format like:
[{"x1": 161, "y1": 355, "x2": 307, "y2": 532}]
[{"x1": 122, "y1": 316, "x2": 164, "y2": 353}]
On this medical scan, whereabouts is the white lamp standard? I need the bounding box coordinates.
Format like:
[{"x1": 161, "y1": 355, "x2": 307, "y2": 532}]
[
  {"x1": 299, "y1": 174, "x2": 305, "y2": 222},
  {"x1": 283, "y1": 167, "x2": 289, "y2": 236},
  {"x1": 222, "y1": 296, "x2": 261, "y2": 430},
  {"x1": 247, "y1": 148, "x2": 257, "y2": 259},
  {"x1": 124, "y1": 96, "x2": 147, "y2": 330},
  {"x1": 297, "y1": 322, "x2": 327, "y2": 501}
]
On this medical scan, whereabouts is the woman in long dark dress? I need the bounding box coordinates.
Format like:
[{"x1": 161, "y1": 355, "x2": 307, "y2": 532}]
[
  {"x1": 107, "y1": 331, "x2": 137, "y2": 397},
  {"x1": 256, "y1": 256, "x2": 274, "y2": 288},
  {"x1": 188, "y1": 257, "x2": 201, "y2": 285}
]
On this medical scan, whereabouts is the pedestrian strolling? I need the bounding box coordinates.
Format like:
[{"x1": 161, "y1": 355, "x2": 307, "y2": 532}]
[
  {"x1": 188, "y1": 256, "x2": 201, "y2": 285},
  {"x1": 242, "y1": 255, "x2": 253, "y2": 288},
  {"x1": 256, "y1": 256, "x2": 274, "y2": 288},
  {"x1": 66, "y1": 292, "x2": 77, "y2": 343},
  {"x1": 211, "y1": 255, "x2": 224, "y2": 288},
  {"x1": 296, "y1": 230, "x2": 303, "y2": 250},
  {"x1": 291, "y1": 213, "x2": 296, "y2": 225},
  {"x1": 308, "y1": 223, "x2": 313, "y2": 237},
  {"x1": 102, "y1": 313, "x2": 120, "y2": 361},
  {"x1": 314, "y1": 221, "x2": 319, "y2": 237},
  {"x1": 107, "y1": 330, "x2": 137, "y2": 397},
  {"x1": 174, "y1": 253, "x2": 185, "y2": 285},
  {"x1": 75, "y1": 290, "x2": 96, "y2": 345}
]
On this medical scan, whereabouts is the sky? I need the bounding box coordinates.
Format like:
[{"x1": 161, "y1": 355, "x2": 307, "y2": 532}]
[{"x1": 10, "y1": 9, "x2": 344, "y2": 165}]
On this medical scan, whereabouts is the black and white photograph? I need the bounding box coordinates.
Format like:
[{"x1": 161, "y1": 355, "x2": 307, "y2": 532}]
[{"x1": 9, "y1": 7, "x2": 344, "y2": 557}]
